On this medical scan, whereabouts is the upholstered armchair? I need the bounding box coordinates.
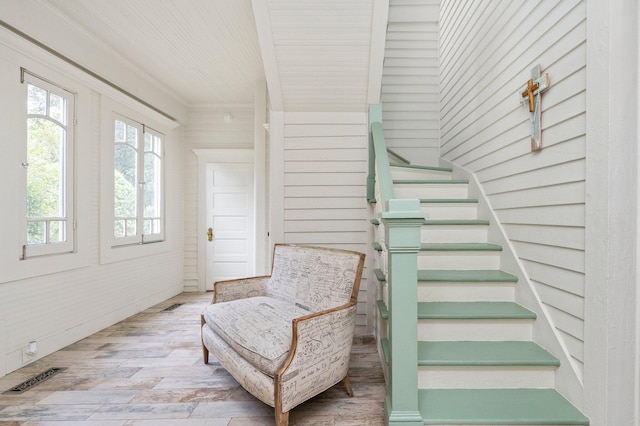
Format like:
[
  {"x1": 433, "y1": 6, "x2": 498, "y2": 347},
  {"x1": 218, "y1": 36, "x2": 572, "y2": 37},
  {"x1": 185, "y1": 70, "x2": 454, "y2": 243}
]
[{"x1": 200, "y1": 244, "x2": 365, "y2": 425}]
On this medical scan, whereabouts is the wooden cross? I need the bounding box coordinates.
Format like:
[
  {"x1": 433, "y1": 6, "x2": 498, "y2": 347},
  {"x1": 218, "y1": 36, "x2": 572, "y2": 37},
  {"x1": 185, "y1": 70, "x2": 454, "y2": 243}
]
[{"x1": 520, "y1": 65, "x2": 550, "y2": 151}]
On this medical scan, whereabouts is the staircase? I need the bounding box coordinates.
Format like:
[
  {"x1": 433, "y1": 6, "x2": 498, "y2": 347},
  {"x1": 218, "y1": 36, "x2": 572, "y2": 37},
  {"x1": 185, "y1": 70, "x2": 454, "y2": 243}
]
[{"x1": 372, "y1": 158, "x2": 589, "y2": 425}]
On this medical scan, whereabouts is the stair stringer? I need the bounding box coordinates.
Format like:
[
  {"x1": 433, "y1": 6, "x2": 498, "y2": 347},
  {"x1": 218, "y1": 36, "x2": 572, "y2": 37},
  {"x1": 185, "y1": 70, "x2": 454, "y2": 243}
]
[{"x1": 439, "y1": 158, "x2": 585, "y2": 410}]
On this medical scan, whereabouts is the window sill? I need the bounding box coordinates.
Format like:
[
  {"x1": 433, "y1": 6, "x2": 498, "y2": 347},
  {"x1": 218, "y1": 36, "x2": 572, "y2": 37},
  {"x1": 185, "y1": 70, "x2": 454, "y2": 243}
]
[
  {"x1": 99, "y1": 238, "x2": 171, "y2": 265},
  {"x1": 0, "y1": 249, "x2": 89, "y2": 284}
]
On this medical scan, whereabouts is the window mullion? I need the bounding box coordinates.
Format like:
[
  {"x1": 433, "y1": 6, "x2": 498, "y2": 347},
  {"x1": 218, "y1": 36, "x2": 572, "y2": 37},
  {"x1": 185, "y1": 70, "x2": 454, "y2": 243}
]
[{"x1": 137, "y1": 123, "x2": 145, "y2": 242}]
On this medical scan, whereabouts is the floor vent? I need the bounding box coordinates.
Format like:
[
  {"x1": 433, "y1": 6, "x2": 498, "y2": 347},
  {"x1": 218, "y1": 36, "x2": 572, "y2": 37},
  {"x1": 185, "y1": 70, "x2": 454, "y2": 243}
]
[
  {"x1": 162, "y1": 303, "x2": 182, "y2": 312},
  {"x1": 4, "y1": 367, "x2": 66, "y2": 394}
]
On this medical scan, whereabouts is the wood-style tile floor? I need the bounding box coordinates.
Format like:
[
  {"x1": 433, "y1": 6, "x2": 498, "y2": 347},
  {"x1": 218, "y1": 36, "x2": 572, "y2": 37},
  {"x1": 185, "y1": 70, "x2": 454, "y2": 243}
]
[{"x1": 0, "y1": 292, "x2": 386, "y2": 425}]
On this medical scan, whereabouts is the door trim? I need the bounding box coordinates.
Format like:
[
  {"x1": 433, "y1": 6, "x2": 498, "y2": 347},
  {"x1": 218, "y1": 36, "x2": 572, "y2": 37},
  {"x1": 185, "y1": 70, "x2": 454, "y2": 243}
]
[{"x1": 193, "y1": 149, "x2": 255, "y2": 292}]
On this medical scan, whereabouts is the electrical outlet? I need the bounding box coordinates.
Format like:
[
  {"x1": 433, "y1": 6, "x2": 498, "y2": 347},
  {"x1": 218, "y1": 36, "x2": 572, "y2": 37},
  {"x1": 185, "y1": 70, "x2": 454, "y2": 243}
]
[
  {"x1": 21, "y1": 341, "x2": 37, "y2": 365},
  {"x1": 22, "y1": 347, "x2": 35, "y2": 364}
]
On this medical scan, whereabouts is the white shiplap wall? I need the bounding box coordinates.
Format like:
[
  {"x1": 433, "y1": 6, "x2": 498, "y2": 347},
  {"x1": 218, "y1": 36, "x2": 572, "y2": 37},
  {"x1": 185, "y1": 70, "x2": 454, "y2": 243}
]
[
  {"x1": 281, "y1": 112, "x2": 369, "y2": 330},
  {"x1": 439, "y1": 0, "x2": 587, "y2": 376},
  {"x1": 0, "y1": 31, "x2": 184, "y2": 376},
  {"x1": 381, "y1": 0, "x2": 440, "y2": 166},
  {"x1": 182, "y1": 106, "x2": 255, "y2": 290}
]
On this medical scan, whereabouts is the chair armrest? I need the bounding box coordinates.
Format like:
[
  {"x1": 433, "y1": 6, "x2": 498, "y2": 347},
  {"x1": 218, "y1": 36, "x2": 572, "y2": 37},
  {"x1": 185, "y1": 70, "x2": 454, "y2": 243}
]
[
  {"x1": 276, "y1": 303, "x2": 357, "y2": 412},
  {"x1": 213, "y1": 276, "x2": 270, "y2": 303}
]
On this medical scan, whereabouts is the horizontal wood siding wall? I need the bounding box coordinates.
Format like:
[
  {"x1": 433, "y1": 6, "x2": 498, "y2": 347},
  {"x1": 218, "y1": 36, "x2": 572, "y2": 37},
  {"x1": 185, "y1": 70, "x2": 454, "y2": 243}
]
[
  {"x1": 182, "y1": 106, "x2": 255, "y2": 289},
  {"x1": 439, "y1": 0, "x2": 587, "y2": 377},
  {"x1": 282, "y1": 112, "x2": 369, "y2": 330},
  {"x1": 382, "y1": 0, "x2": 440, "y2": 166},
  {"x1": 0, "y1": 36, "x2": 184, "y2": 376}
]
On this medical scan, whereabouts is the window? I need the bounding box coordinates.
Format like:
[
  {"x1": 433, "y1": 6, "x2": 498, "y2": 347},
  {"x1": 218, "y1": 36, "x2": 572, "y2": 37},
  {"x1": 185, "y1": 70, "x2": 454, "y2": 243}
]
[
  {"x1": 112, "y1": 114, "x2": 164, "y2": 246},
  {"x1": 22, "y1": 71, "x2": 75, "y2": 258}
]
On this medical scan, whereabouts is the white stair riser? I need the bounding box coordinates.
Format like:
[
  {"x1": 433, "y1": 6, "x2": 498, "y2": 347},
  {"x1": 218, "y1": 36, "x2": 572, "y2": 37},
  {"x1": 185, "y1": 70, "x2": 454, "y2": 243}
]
[
  {"x1": 420, "y1": 204, "x2": 478, "y2": 219},
  {"x1": 418, "y1": 319, "x2": 534, "y2": 341},
  {"x1": 395, "y1": 184, "x2": 468, "y2": 199},
  {"x1": 418, "y1": 252, "x2": 501, "y2": 270},
  {"x1": 391, "y1": 168, "x2": 453, "y2": 181},
  {"x1": 418, "y1": 366, "x2": 556, "y2": 389},
  {"x1": 421, "y1": 226, "x2": 488, "y2": 243},
  {"x1": 418, "y1": 282, "x2": 516, "y2": 302}
]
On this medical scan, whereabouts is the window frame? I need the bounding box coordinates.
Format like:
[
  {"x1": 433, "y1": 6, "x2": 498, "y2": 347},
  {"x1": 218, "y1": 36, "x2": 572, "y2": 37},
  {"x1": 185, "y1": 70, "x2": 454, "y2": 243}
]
[
  {"x1": 99, "y1": 96, "x2": 172, "y2": 265},
  {"x1": 111, "y1": 113, "x2": 165, "y2": 248},
  {"x1": 21, "y1": 70, "x2": 76, "y2": 259}
]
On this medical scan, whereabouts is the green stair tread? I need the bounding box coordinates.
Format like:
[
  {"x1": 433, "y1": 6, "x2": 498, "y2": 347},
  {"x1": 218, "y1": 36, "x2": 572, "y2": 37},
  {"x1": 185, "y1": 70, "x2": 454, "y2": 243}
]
[
  {"x1": 372, "y1": 241, "x2": 382, "y2": 251},
  {"x1": 376, "y1": 300, "x2": 389, "y2": 320},
  {"x1": 394, "y1": 179, "x2": 469, "y2": 184},
  {"x1": 420, "y1": 198, "x2": 478, "y2": 203},
  {"x1": 419, "y1": 388, "x2": 589, "y2": 425},
  {"x1": 417, "y1": 341, "x2": 559, "y2": 366},
  {"x1": 420, "y1": 243, "x2": 502, "y2": 251},
  {"x1": 374, "y1": 269, "x2": 386, "y2": 282},
  {"x1": 417, "y1": 269, "x2": 518, "y2": 282},
  {"x1": 370, "y1": 218, "x2": 380, "y2": 225},
  {"x1": 418, "y1": 302, "x2": 536, "y2": 320}
]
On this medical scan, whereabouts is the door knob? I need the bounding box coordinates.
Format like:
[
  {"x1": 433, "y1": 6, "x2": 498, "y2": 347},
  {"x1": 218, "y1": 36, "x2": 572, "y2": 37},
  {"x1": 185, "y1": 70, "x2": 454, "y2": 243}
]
[{"x1": 207, "y1": 227, "x2": 213, "y2": 242}]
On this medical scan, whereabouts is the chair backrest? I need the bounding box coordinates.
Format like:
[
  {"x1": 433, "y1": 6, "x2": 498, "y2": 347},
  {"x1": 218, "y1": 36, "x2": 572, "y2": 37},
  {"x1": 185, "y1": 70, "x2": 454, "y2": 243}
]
[{"x1": 266, "y1": 244, "x2": 365, "y2": 313}]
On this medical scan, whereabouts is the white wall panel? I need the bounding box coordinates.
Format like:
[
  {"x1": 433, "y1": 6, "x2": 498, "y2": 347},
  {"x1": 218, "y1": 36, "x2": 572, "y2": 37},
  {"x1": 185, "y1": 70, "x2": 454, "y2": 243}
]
[
  {"x1": 381, "y1": 0, "x2": 440, "y2": 166},
  {"x1": 440, "y1": 0, "x2": 587, "y2": 380},
  {"x1": 182, "y1": 107, "x2": 255, "y2": 287},
  {"x1": 282, "y1": 112, "x2": 369, "y2": 328}
]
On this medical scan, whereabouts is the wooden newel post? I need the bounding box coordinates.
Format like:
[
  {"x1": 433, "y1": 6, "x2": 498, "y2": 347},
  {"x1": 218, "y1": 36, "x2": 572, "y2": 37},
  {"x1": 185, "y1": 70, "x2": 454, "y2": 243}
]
[{"x1": 382, "y1": 199, "x2": 425, "y2": 426}]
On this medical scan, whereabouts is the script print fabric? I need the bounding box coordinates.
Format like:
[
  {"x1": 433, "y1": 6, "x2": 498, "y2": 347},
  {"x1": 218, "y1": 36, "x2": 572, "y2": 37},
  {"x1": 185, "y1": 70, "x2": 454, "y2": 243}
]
[
  {"x1": 204, "y1": 296, "x2": 309, "y2": 376},
  {"x1": 267, "y1": 245, "x2": 359, "y2": 312}
]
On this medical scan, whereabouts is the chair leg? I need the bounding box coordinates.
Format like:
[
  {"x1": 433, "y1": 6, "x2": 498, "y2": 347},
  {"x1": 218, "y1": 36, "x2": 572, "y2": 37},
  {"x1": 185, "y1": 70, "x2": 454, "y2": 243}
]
[
  {"x1": 275, "y1": 409, "x2": 289, "y2": 426},
  {"x1": 202, "y1": 344, "x2": 209, "y2": 364},
  {"x1": 343, "y1": 374, "x2": 354, "y2": 397},
  {"x1": 200, "y1": 315, "x2": 209, "y2": 364}
]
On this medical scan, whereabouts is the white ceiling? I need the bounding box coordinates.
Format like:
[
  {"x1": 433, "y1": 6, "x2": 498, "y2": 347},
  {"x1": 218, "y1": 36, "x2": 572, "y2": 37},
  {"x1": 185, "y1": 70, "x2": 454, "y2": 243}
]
[
  {"x1": 254, "y1": 0, "x2": 378, "y2": 112},
  {"x1": 27, "y1": 0, "x2": 382, "y2": 112},
  {"x1": 45, "y1": 0, "x2": 266, "y2": 107}
]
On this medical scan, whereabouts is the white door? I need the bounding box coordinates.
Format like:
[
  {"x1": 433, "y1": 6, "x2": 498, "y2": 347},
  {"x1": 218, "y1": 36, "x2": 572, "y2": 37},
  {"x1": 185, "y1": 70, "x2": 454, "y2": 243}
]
[{"x1": 205, "y1": 162, "x2": 254, "y2": 290}]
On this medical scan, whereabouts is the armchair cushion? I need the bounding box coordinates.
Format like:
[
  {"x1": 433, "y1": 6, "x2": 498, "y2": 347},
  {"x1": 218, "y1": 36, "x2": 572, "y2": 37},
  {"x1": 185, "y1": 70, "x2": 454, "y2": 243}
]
[{"x1": 203, "y1": 296, "x2": 309, "y2": 376}]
